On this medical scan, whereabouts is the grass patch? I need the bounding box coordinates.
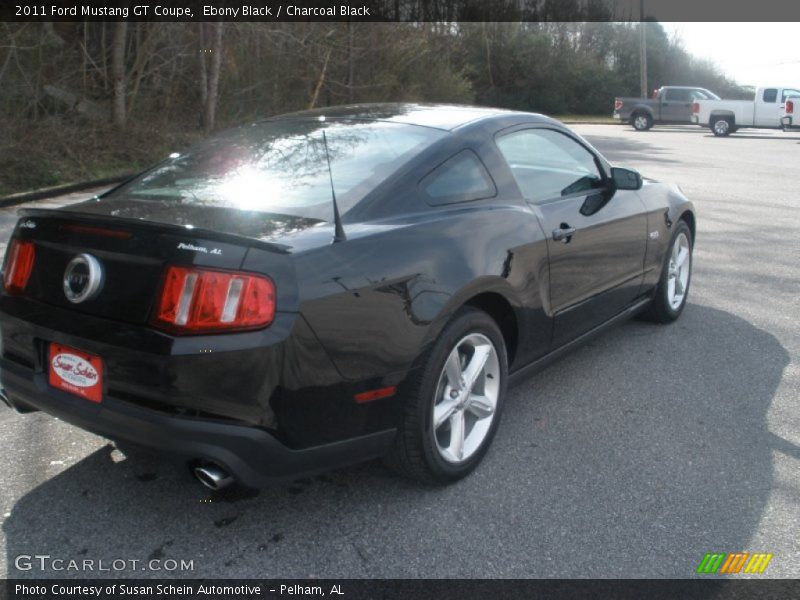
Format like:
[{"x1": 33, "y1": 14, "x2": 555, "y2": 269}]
[
  {"x1": 553, "y1": 115, "x2": 619, "y2": 125},
  {"x1": 0, "y1": 116, "x2": 204, "y2": 197}
]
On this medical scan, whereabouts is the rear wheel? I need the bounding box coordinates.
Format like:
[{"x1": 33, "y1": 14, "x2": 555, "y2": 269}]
[
  {"x1": 632, "y1": 112, "x2": 653, "y2": 131},
  {"x1": 385, "y1": 308, "x2": 508, "y2": 484},
  {"x1": 641, "y1": 221, "x2": 693, "y2": 323},
  {"x1": 711, "y1": 116, "x2": 733, "y2": 137}
]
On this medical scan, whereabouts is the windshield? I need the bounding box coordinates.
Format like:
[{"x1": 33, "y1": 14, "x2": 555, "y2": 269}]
[{"x1": 104, "y1": 119, "x2": 444, "y2": 221}]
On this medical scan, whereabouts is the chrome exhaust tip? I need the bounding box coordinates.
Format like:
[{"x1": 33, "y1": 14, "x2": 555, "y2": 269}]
[{"x1": 193, "y1": 464, "x2": 234, "y2": 491}]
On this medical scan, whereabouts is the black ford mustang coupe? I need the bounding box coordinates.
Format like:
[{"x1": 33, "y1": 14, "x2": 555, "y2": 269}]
[{"x1": 0, "y1": 104, "x2": 694, "y2": 489}]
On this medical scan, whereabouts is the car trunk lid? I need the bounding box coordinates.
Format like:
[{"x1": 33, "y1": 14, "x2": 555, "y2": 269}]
[{"x1": 11, "y1": 206, "x2": 307, "y2": 326}]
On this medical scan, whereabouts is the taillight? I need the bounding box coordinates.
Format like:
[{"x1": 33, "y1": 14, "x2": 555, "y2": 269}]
[
  {"x1": 614, "y1": 99, "x2": 623, "y2": 110},
  {"x1": 692, "y1": 102, "x2": 700, "y2": 114},
  {"x1": 154, "y1": 265, "x2": 275, "y2": 333},
  {"x1": 787, "y1": 100, "x2": 794, "y2": 114},
  {"x1": 3, "y1": 239, "x2": 35, "y2": 294}
]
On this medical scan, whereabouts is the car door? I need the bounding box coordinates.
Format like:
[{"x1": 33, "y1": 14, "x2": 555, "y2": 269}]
[
  {"x1": 755, "y1": 88, "x2": 781, "y2": 127},
  {"x1": 661, "y1": 88, "x2": 692, "y2": 122},
  {"x1": 496, "y1": 127, "x2": 647, "y2": 347}
]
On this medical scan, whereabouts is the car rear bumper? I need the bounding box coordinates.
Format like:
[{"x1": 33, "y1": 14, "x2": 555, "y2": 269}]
[
  {"x1": 0, "y1": 357, "x2": 396, "y2": 487},
  {"x1": 781, "y1": 116, "x2": 795, "y2": 129}
]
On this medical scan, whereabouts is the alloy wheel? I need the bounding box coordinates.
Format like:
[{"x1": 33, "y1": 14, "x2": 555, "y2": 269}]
[
  {"x1": 713, "y1": 119, "x2": 730, "y2": 135},
  {"x1": 432, "y1": 333, "x2": 500, "y2": 464},
  {"x1": 634, "y1": 115, "x2": 649, "y2": 130},
  {"x1": 667, "y1": 232, "x2": 691, "y2": 310}
]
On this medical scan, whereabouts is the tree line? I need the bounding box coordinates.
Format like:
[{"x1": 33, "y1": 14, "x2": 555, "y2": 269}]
[{"x1": 0, "y1": 21, "x2": 748, "y2": 194}]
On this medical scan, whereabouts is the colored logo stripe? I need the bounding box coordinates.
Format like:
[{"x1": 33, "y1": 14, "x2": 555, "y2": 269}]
[
  {"x1": 697, "y1": 553, "x2": 726, "y2": 574},
  {"x1": 697, "y1": 552, "x2": 773, "y2": 574},
  {"x1": 744, "y1": 553, "x2": 773, "y2": 574}
]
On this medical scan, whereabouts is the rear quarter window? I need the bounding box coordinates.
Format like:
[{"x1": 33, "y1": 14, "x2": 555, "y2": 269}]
[{"x1": 420, "y1": 150, "x2": 497, "y2": 206}]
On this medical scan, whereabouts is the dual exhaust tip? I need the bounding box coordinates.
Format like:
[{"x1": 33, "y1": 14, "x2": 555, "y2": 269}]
[{"x1": 193, "y1": 463, "x2": 235, "y2": 491}]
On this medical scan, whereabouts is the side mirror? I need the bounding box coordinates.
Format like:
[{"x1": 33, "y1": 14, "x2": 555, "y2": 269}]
[{"x1": 611, "y1": 167, "x2": 643, "y2": 191}]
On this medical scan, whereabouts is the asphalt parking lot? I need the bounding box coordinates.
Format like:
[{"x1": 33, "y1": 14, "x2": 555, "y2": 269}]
[{"x1": 0, "y1": 124, "x2": 798, "y2": 578}]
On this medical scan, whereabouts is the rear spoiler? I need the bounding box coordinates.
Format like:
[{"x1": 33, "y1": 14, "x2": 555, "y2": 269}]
[{"x1": 17, "y1": 208, "x2": 292, "y2": 255}]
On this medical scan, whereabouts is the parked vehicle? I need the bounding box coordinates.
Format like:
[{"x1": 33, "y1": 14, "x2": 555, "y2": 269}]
[
  {"x1": 781, "y1": 96, "x2": 800, "y2": 131},
  {"x1": 0, "y1": 104, "x2": 696, "y2": 489},
  {"x1": 613, "y1": 86, "x2": 719, "y2": 130},
  {"x1": 692, "y1": 86, "x2": 800, "y2": 136}
]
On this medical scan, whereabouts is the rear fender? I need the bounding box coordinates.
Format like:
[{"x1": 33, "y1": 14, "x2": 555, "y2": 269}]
[
  {"x1": 419, "y1": 277, "x2": 523, "y2": 354},
  {"x1": 709, "y1": 110, "x2": 736, "y2": 124},
  {"x1": 630, "y1": 104, "x2": 656, "y2": 118}
]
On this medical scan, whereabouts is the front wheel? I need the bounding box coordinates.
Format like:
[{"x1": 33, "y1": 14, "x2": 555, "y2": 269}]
[
  {"x1": 385, "y1": 308, "x2": 508, "y2": 484},
  {"x1": 641, "y1": 221, "x2": 693, "y2": 323}
]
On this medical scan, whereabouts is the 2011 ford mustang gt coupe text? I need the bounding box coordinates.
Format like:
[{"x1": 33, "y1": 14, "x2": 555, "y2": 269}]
[{"x1": 0, "y1": 104, "x2": 695, "y2": 489}]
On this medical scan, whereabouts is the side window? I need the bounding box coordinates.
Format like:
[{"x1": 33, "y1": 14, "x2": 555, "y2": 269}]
[
  {"x1": 665, "y1": 88, "x2": 690, "y2": 102},
  {"x1": 762, "y1": 88, "x2": 778, "y2": 103},
  {"x1": 782, "y1": 89, "x2": 800, "y2": 103},
  {"x1": 420, "y1": 150, "x2": 496, "y2": 206},
  {"x1": 496, "y1": 129, "x2": 605, "y2": 205}
]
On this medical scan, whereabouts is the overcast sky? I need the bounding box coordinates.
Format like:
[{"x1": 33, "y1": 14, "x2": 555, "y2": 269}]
[{"x1": 663, "y1": 23, "x2": 800, "y2": 87}]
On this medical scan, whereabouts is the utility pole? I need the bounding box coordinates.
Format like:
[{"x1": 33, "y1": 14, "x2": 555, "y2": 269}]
[{"x1": 639, "y1": 0, "x2": 648, "y2": 97}]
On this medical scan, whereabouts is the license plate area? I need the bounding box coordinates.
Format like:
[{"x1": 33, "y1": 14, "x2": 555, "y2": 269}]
[{"x1": 48, "y1": 343, "x2": 103, "y2": 403}]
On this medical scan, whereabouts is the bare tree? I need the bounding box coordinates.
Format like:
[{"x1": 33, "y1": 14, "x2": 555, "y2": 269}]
[
  {"x1": 202, "y1": 22, "x2": 224, "y2": 132},
  {"x1": 198, "y1": 23, "x2": 208, "y2": 110},
  {"x1": 111, "y1": 21, "x2": 127, "y2": 128}
]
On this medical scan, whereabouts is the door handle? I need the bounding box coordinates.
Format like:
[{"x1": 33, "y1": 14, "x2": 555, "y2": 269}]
[{"x1": 552, "y1": 224, "x2": 576, "y2": 243}]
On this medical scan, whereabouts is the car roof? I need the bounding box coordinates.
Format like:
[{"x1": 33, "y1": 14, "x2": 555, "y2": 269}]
[{"x1": 267, "y1": 103, "x2": 547, "y2": 131}]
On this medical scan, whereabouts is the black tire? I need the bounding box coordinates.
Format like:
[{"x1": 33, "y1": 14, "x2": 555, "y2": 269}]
[
  {"x1": 711, "y1": 116, "x2": 733, "y2": 137},
  {"x1": 640, "y1": 220, "x2": 693, "y2": 323},
  {"x1": 631, "y1": 112, "x2": 653, "y2": 131},
  {"x1": 384, "y1": 307, "x2": 508, "y2": 484}
]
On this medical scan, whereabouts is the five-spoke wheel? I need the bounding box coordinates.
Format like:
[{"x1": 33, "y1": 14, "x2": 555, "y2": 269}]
[
  {"x1": 432, "y1": 333, "x2": 500, "y2": 464},
  {"x1": 641, "y1": 220, "x2": 693, "y2": 323},
  {"x1": 385, "y1": 308, "x2": 508, "y2": 483},
  {"x1": 667, "y1": 232, "x2": 691, "y2": 311}
]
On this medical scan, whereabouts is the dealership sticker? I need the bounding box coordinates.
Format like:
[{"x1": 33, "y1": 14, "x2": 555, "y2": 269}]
[{"x1": 49, "y1": 343, "x2": 103, "y2": 403}]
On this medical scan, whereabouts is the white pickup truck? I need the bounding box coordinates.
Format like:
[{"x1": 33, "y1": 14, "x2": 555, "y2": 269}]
[
  {"x1": 692, "y1": 86, "x2": 800, "y2": 136},
  {"x1": 782, "y1": 97, "x2": 800, "y2": 131}
]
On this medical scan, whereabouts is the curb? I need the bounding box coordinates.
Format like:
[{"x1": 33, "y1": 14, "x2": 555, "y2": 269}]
[{"x1": 0, "y1": 173, "x2": 133, "y2": 208}]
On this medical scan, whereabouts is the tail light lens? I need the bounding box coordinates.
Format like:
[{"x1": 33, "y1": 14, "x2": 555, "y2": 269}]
[
  {"x1": 3, "y1": 239, "x2": 36, "y2": 294},
  {"x1": 787, "y1": 100, "x2": 794, "y2": 114},
  {"x1": 154, "y1": 266, "x2": 275, "y2": 333},
  {"x1": 614, "y1": 99, "x2": 623, "y2": 110},
  {"x1": 692, "y1": 102, "x2": 700, "y2": 114}
]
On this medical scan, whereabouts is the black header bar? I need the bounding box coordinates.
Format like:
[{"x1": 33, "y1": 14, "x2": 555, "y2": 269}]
[
  {"x1": 3, "y1": 579, "x2": 800, "y2": 600},
  {"x1": 2, "y1": 0, "x2": 800, "y2": 22}
]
